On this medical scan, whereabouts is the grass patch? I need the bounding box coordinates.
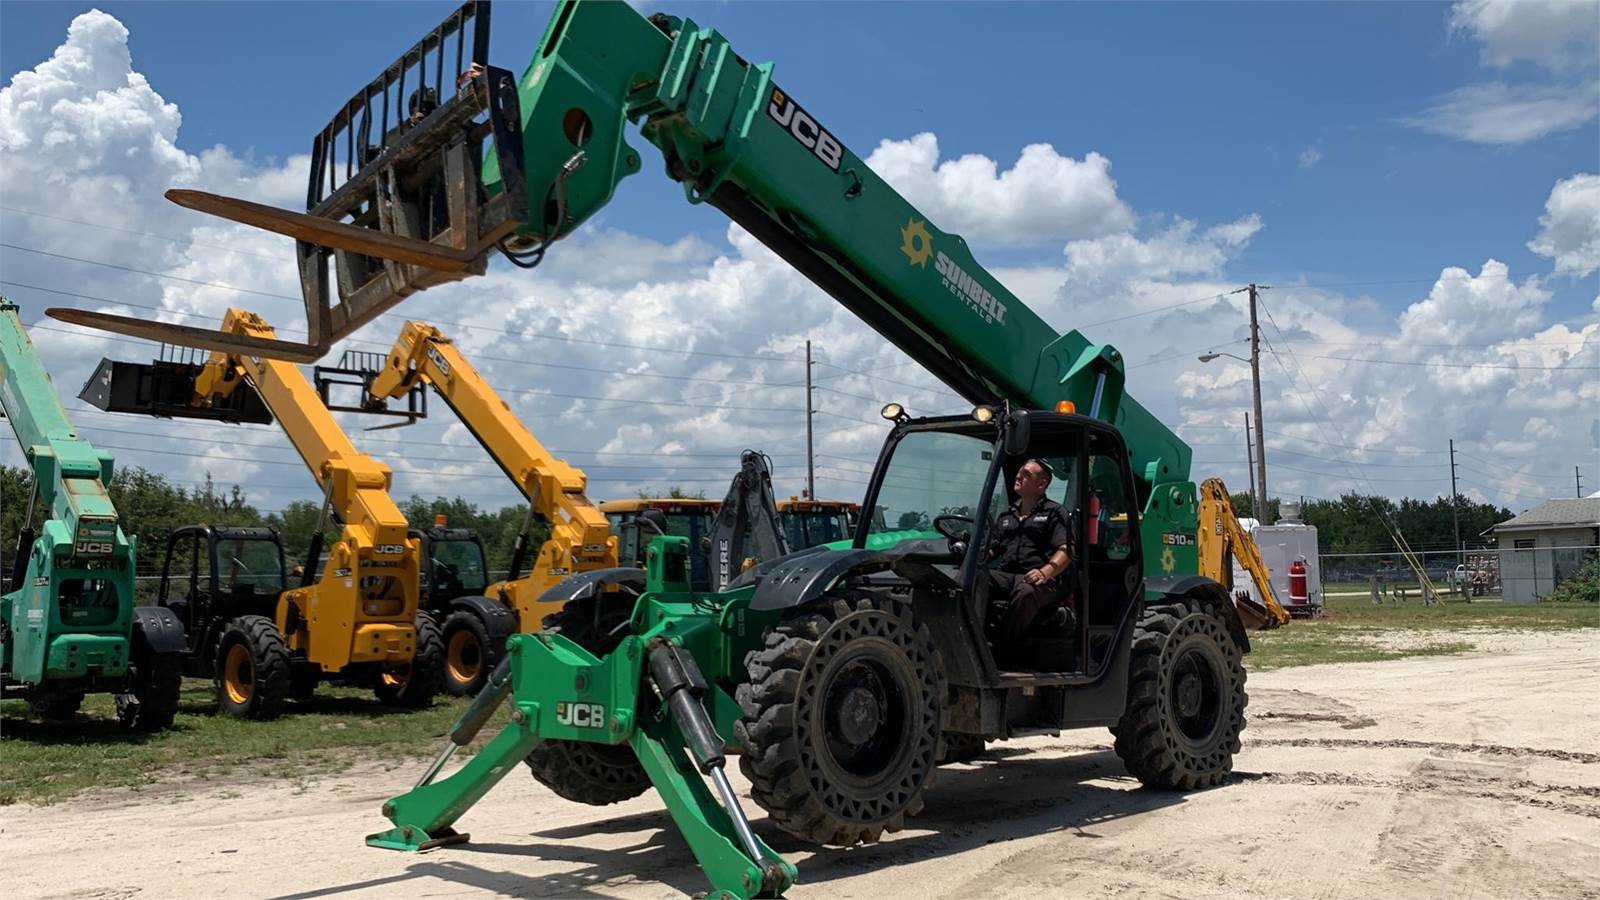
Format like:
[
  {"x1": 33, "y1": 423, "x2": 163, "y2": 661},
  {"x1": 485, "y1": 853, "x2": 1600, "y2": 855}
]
[
  {"x1": 1247, "y1": 595, "x2": 1598, "y2": 672},
  {"x1": 0, "y1": 681, "x2": 498, "y2": 807}
]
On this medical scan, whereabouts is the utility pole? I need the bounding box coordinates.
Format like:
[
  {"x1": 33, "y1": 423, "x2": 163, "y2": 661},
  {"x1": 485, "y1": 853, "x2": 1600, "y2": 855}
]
[
  {"x1": 1247, "y1": 283, "x2": 1270, "y2": 524},
  {"x1": 1449, "y1": 439, "x2": 1462, "y2": 567},
  {"x1": 804, "y1": 340, "x2": 815, "y2": 500},
  {"x1": 1244, "y1": 413, "x2": 1259, "y2": 521},
  {"x1": 1577, "y1": 466, "x2": 1584, "y2": 497}
]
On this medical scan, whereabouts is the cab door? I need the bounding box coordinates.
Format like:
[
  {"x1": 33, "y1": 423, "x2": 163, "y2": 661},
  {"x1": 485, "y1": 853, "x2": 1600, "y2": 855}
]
[{"x1": 1080, "y1": 426, "x2": 1144, "y2": 675}]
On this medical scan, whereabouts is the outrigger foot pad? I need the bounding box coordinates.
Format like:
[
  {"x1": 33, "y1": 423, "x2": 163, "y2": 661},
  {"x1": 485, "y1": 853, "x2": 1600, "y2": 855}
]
[{"x1": 366, "y1": 824, "x2": 470, "y2": 853}]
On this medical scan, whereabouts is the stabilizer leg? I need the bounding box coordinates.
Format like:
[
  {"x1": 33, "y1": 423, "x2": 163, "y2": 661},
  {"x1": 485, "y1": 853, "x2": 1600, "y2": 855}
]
[
  {"x1": 631, "y1": 722, "x2": 795, "y2": 899},
  {"x1": 367, "y1": 711, "x2": 542, "y2": 851},
  {"x1": 368, "y1": 657, "x2": 534, "y2": 851}
]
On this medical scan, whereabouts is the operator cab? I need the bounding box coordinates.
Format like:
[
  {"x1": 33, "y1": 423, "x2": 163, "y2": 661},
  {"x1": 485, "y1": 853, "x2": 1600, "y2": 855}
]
[
  {"x1": 856, "y1": 405, "x2": 1143, "y2": 682},
  {"x1": 412, "y1": 525, "x2": 489, "y2": 606},
  {"x1": 157, "y1": 525, "x2": 287, "y2": 669},
  {"x1": 602, "y1": 499, "x2": 721, "y2": 591}
]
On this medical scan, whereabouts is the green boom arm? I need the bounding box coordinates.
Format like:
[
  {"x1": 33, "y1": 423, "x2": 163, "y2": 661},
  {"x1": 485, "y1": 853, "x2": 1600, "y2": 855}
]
[
  {"x1": 490, "y1": 0, "x2": 1198, "y2": 575},
  {"x1": 0, "y1": 298, "x2": 135, "y2": 685},
  {"x1": 0, "y1": 299, "x2": 121, "y2": 562}
]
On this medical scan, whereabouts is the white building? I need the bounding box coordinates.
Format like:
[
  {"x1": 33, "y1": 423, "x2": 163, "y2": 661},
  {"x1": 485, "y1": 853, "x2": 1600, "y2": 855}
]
[{"x1": 1485, "y1": 498, "x2": 1600, "y2": 603}]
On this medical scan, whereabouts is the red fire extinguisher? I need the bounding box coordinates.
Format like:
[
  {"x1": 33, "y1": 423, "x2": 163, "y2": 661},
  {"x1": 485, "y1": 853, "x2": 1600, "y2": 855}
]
[{"x1": 1288, "y1": 558, "x2": 1308, "y2": 605}]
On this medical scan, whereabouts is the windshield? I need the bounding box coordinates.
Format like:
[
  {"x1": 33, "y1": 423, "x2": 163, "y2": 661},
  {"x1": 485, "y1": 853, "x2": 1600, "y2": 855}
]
[
  {"x1": 430, "y1": 539, "x2": 488, "y2": 593},
  {"x1": 783, "y1": 511, "x2": 853, "y2": 549},
  {"x1": 615, "y1": 511, "x2": 716, "y2": 565},
  {"x1": 867, "y1": 429, "x2": 998, "y2": 538},
  {"x1": 217, "y1": 538, "x2": 285, "y2": 592}
]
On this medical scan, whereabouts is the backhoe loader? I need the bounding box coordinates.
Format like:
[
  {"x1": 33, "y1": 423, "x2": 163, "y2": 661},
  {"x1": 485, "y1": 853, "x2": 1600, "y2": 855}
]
[
  {"x1": 79, "y1": 310, "x2": 443, "y2": 717},
  {"x1": 0, "y1": 298, "x2": 184, "y2": 730},
  {"x1": 54, "y1": 2, "x2": 1281, "y2": 894}
]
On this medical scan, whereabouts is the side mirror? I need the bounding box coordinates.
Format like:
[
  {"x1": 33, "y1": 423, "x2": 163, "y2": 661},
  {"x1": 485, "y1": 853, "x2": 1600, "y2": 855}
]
[
  {"x1": 1003, "y1": 409, "x2": 1032, "y2": 457},
  {"x1": 638, "y1": 508, "x2": 669, "y2": 536}
]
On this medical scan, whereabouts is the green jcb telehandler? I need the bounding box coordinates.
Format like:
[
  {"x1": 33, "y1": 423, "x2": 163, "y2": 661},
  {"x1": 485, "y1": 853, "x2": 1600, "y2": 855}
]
[
  {"x1": 53, "y1": 2, "x2": 1256, "y2": 895},
  {"x1": 1, "y1": 298, "x2": 185, "y2": 730}
]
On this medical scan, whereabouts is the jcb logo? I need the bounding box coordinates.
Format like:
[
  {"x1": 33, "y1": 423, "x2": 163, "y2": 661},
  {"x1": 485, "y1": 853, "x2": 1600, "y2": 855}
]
[
  {"x1": 767, "y1": 88, "x2": 843, "y2": 172},
  {"x1": 426, "y1": 345, "x2": 451, "y2": 377},
  {"x1": 74, "y1": 541, "x2": 113, "y2": 556},
  {"x1": 374, "y1": 544, "x2": 406, "y2": 556},
  {"x1": 555, "y1": 702, "x2": 605, "y2": 729}
]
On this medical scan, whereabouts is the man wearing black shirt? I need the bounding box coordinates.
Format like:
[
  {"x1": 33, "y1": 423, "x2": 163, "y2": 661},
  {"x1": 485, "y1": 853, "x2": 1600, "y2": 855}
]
[{"x1": 986, "y1": 459, "x2": 1074, "y2": 662}]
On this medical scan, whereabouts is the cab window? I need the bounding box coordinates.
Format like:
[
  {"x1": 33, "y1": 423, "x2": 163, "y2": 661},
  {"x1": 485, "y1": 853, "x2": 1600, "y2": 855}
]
[{"x1": 1087, "y1": 433, "x2": 1133, "y2": 561}]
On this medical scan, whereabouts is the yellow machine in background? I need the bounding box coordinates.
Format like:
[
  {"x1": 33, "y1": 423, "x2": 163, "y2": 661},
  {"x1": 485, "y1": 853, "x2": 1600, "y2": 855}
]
[
  {"x1": 83, "y1": 309, "x2": 441, "y2": 717},
  {"x1": 322, "y1": 320, "x2": 617, "y2": 693},
  {"x1": 1197, "y1": 478, "x2": 1290, "y2": 629},
  {"x1": 775, "y1": 497, "x2": 859, "y2": 550}
]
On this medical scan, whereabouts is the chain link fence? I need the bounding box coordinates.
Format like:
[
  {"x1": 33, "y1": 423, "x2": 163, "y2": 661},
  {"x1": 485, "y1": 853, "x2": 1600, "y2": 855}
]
[{"x1": 1319, "y1": 545, "x2": 1599, "y2": 603}]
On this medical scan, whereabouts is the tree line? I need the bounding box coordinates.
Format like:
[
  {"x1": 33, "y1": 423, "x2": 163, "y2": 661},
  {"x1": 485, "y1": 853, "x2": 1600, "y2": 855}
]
[
  {"x1": 1, "y1": 462, "x2": 1520, "y2": 583},
  {"x1": 1228, "y1": 491, "x2": 1514, "y2": 555},
  {"x1": 0, "y1": 465, "x2": 551, "y2": 578}
]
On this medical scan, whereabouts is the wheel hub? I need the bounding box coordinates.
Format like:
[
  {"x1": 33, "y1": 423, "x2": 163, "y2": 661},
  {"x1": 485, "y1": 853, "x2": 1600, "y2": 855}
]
[
  {"x1": 447, "y1": 630, "x2": 480, "y2": 682},
  {"x1": 833, "y1": 685, "x2": 882, "y2": 745},
  {"x1": 1175, "y1": 671, "x2": 1203, "y2": 717}
]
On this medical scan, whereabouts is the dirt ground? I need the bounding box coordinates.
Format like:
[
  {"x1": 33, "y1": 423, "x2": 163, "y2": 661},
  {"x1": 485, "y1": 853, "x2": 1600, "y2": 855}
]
[{"x1": 3, "y1": 629, "x2": 1596, "y2": 900}]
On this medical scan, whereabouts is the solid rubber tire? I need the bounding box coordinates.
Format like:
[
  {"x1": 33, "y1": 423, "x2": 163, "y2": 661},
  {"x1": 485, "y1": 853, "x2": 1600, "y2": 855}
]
[
  {"x1": 735, "y1": 590, "x2": 944, "y2": 847},
  {"x1": 523, "y1": 593, "x2": 650, "y2": 805},
  {"x1": 1111, "y1": 594, "x2": 1247, "y2": 789}
]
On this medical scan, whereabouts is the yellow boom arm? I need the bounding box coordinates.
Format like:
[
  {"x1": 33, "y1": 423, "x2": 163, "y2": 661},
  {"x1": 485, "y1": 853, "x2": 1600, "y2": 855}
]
[
  {"x1": 368, "y1": 320, "x2": 617, "y2": 630},
  {"x1": 1196, "y1": 478, "x2": 1290, "y2": 629},
  {"x1": 196, "y1": 309, "x2": 422, "y2": 670}
]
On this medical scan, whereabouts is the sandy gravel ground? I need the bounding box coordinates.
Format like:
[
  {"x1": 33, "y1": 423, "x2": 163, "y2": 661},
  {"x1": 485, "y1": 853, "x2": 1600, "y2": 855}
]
[{"x1": 3, "y1": 629, "x2": 1596, "y2": 899}]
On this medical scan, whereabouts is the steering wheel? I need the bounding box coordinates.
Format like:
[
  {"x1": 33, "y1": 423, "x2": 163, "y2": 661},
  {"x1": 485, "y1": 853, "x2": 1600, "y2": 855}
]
[{"x1": 932, "y1": 514, "x2": 974, "y2": 542}]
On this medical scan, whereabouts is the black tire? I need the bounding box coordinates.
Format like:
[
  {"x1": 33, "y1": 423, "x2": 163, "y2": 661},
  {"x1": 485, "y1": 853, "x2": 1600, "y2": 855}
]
[
  {"x1": 440, "y1": 610, "x2": 500, "y2": 697},
  {"x1": 938, "y1": 733, "x2": 987, "y2": 764},
  {"x1": 373, "y1": 614, "x2": 444, "y2": 708},
  {"x1": 1112, "y1": 594, "x2": 1247, "y2": 789},
  {"x1": 215, "y1": 615, "x2": 292, "y2": 720},
  {"x1": 28, "y1": 690, "x2": 85, "y2": 720},
  {"x1": 523, "y1": 592, "x2": 651, "y2": 806},
  {"x1": 735, "y1": 591, "x2": 944, "y2": 846},
  {"x1": 117, "y1": 649, "x2": 182, "y2": 732}
]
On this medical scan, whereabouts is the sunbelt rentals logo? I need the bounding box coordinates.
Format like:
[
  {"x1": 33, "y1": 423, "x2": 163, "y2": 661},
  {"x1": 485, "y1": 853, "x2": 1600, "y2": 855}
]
[{"x1": 900, "y1": 219, "x2": 1007, "y2": 326}]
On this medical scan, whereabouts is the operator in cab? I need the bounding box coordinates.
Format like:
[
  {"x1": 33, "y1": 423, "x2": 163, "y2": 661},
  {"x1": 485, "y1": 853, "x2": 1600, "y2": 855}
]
[{"x1": 985, "y1": 458, "x2": 1073, "y2": 666}]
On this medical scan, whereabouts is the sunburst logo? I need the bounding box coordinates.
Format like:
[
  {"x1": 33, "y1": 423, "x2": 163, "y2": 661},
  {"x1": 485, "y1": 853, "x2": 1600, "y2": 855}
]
[
  {"x1": 1160, "y1": 546, "x2": 1177, "y2": 574},
  {"x1": 900, "y1": 218, "x2": 933, "y2": 267}
]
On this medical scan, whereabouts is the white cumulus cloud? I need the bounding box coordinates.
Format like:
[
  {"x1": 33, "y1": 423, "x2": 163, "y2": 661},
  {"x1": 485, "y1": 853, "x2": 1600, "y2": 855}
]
[
  {"x1": 1527, "y1": 172, "x2": 1600, "y2": 276},
  {"x1": 1397, "y1": 259, "x2": 1549, "y2": 345},
  {"x1": 1450, "y1": 0, "x2": 1600, "y2": 72},
  {"x1": 864, "y1": 132, "x2": 1133, "y2": 246}
]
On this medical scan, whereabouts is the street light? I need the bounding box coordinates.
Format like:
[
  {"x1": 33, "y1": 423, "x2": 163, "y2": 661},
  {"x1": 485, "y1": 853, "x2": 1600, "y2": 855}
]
[{"x1": 1197, "y1": 351, "x2": 1249, "y2": 365}]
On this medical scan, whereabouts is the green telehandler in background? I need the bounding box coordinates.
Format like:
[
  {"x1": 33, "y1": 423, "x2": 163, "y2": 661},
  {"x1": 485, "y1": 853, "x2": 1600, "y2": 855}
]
[{"x1": 1, "y1": 298, "x2": 185, "y2": 730}]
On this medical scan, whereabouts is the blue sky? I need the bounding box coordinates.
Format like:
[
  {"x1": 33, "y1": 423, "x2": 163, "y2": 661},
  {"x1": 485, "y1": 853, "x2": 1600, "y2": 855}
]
[
  {"x1": 4, "y1": 1, "x2": 1592, "y2": 317},
  {"x1": 1, "y1": 1, "x2": 1596, "y2": 517}
]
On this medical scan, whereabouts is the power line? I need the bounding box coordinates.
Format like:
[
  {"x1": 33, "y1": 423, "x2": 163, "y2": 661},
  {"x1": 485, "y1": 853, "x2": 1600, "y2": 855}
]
[
  {"x1": 0, "y1": 204, "x2": 286, "y2": 261},
  {"x1": 1311, "y1": 354, "x2": 1594, "y2": 372}
]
